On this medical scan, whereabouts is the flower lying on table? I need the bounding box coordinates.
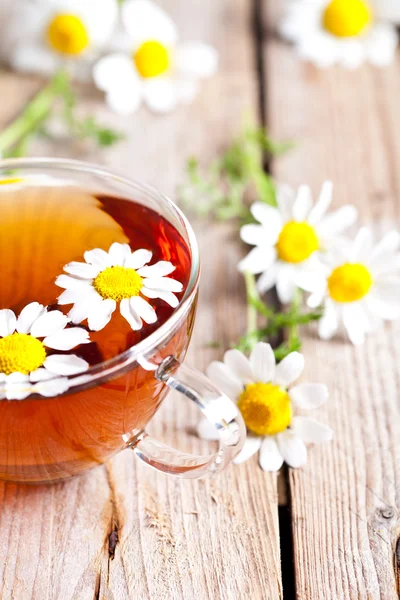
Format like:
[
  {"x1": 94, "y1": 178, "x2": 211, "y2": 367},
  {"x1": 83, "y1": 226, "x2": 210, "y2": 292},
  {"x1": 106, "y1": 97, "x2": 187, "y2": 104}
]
[
  {"x1": 279, "y1": 0, "x2": 398, "y2": 68},
  {"x1": 198, "y1": 343, "x2": 332, "y2": 471},
  {"x1": 93, "y1": 0, "x2": 218, "y2": 114},
  {"x1": 8, "y1": 0, "x2": 118, "y2": 79},
  {"x1": 0, "y1": 302, "x2": 89, "y2": 400},
  {"x1": 56, "y1": 242, "x2": 183, "y2": 332}
]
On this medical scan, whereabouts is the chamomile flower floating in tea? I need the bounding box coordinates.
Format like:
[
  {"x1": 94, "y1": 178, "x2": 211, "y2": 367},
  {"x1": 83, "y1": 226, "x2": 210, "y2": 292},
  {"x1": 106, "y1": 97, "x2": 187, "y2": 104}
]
[
  {"x1": 238, "y1": 181, "x2": 357, "y2": 303},
  {"x1": 0, "y1": 302, "x2": 89, "y2": 400},
  {"x1": 93, "y1": 0, "x2": 218, "y2": 114},
  {"x1": 279, "y1": 0, "x2": 398, "y2": 68},
  {"x1": 197, "y1": 343, "x2": 332, "y2": 471},
  {"x1": 56, "y1": 242, "x2": 183, "y2": 332},
  {"x1": 8, "y1": 0, "x2": 118, "y2": 78},
  {"x1": 302, "y1": 228, "x2": 400, "y2": 344}
]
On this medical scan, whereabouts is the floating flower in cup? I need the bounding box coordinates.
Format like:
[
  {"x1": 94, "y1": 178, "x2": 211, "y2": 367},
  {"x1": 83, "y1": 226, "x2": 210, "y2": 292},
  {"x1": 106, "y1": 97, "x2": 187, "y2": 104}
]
[
  {"x1": 8, "y1": 0, "x2": 118, "y2": 79},
  {"x1": 279, "y1": 0, "x2": 398, "y2": 68},
  {"x1": 93, "y1": 0, "x2": 218, "y2": 114},
  {"x1": 197, "y1": 343, "x2": 332, "y2": 471},
  {"x1": 238, "y1": 181, "x2": 357, "y2": 303},
  {"x1": 302, "y1": 227, "x2": 400, "y2": 344},
  {"x1": 56, "y1": 242, "x2": 183, "y2": 332},
  {"x1": 0, "y1": 303, "x2": 90, "y2": 400}
]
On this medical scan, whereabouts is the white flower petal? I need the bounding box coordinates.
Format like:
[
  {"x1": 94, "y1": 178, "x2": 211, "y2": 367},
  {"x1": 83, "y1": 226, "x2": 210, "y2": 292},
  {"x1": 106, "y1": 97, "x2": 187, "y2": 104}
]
[
  {"x1": 120, "y1": 297, "x2": 143, "y2": 330},
  {"x1": 291, "y1": 416, "x2": 333, "y2": 444},
  {"x1": 129, "y1": 296, "x2": 157, "y2": 324},
  {"x1": 206, "y1": 361, "x2": 243, "y2": 401},
  {"x1": 233, "y1": 435, "x2": 262, "y2": 464},
  {"x1": 143, "y1": 78, "x2": 179, "y2": 113},
  {"x1": 30, "y1": 368, "x2": 56, "y2": 383},
  {"x1": 0, "y1": 309, "x2": 16, "y2": 337},
  {"x1": 143, "y1": 277, "x2": 183, "y2": 292},
  {"x1": 106, "y1": 86, "x2": 143, "y2": 115},
  {"x1": 259, "y1": 437, "x2": 284, "y2": 472},
  {"x1": 366, "y1": 293, "x2": 400, "y2": 321},
  {"x1": 56, "y1": 274, "x2": 93, "y2": 291},
  {"x1": 43, "y1": 328, "x2": 90, "y2": 351},
  {"x1": 34, "y1": 378, "x2": 70, "y2": 398},
  {"x1": 289, "y1": 383, "x2": 328, "y2": 409},
  {"x1": 277, "y1": 430, "x2": 307, "y2": 469},
  {"x1": 30, "y1": 311, "x2": 69, "y2": 338},
  {"x1": 44, "y1": 354, "x2": 89, "y2": 376},
  {"x1": 224, "y1": 349, "x2": 254, "y2": 384},
  {"x1": 250, "y1": 342, "x2": 275, "y2": 383},
  {"x1": 175, "y1": 42, "x2": 218, "y2": 78},
  {"x1": 342, "y1": 303, "x2": 370, "y2": 345},
  {"x1": 16, "y1": 302, "x2": 45, "y2": 334},
  {"x1": 274, "y1": 352, "x2": 304, "y2": 387},
  {"x1": 317, "y1": 205, "x2": 358, "y2": 238},
  {"x1": 240, "y1": 224, "x2": 268, "y2": 246},
  {"x1": 88, "y1": 299, "x2": 116, "y2": 331},
  {"x1": 108, "y1": 242, "x2": 132, "y2": 267},
  {"x1": 141, "y1": 287, "x2": 179, "y2": 308},
  {"x1": 250, "y1": 203, "x2": 282, "y2": 239},
  {"x1": 307, "y1": 180, "x2": 333, "y2": 225},
  {"x1": 93, "y1": 53, "x2": 139, "y2": 92},
  {"x1": 256, "y1": 264, "x2": 278, "y2": 295},
  {"x1": 63, "y1": 262, "x2": 100, "y2": 279},
  {"x1": 292, "y1": 185, "x2": 312, "y2": 222},
  {"x1": 197, "y1": 417, "x2": 219, "y2": 441},
  {"x1": 238, "y1": 246, "x2": 276, "y2": 275},
  {"x1": 122, "y1": 0, "x2": 178, "y2": 46},
  {"x1": 318, "y1": 298, "x2": 338, "y2": 340},
  {"x1": 84, "y1": 248, "x2": 111, "y2": 270},
  {"x1": 6, "y1": 372, "x2": 29, "y2": 384},
  {"x1": 368, "y1": 230, "x2": 400, "y2": 269},
  {"x1": 11, "y1": 44, "x2": 59, "y2": 78},
  {"x1": 58, "y1": 289, "x2": 93, "y2": 306},
  {"x1": 276, "y1": 264, "x2": 297, "y2": 304},
  {"x1": 137, "y1": 261, "x2": 175, "y2": 277},
  {"x1": 349, "y1": 227, "x2": 373, "y2": 262},
  {"x1": 124, "y1": 249, "x2": 152, "y2": 270},
  {"x1": 68, "y1": 299, "x2": 94, "y2": 324}
]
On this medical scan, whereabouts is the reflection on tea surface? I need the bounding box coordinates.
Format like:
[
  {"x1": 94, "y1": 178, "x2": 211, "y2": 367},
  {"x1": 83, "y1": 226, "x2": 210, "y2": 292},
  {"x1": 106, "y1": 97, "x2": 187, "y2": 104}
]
[{"x1": 0, "y1": 184, "x2": 194, "y2": 482}]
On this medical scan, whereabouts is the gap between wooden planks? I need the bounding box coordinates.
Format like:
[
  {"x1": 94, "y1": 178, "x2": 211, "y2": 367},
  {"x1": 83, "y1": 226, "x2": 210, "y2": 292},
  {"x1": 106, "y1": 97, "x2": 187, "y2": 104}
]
[
  {"x1": 0, "y1": 1, "x2": 285, "y2": 599},
  {"x1": 265, "y1": 2, "x2": 400, "y2": 599}
]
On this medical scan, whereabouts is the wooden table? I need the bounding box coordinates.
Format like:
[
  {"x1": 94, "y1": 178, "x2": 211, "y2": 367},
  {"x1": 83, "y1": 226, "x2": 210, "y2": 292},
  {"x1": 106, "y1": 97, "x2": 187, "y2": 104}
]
[{"x1": 0, "y1": 1, "x2": 399, "y2": 598}]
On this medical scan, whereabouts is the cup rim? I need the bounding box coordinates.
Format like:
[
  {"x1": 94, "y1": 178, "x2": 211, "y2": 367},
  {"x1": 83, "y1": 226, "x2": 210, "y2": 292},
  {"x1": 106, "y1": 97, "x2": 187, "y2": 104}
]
[{"x1": 0, "y1": 157, "x2": 200, "y2": 390}]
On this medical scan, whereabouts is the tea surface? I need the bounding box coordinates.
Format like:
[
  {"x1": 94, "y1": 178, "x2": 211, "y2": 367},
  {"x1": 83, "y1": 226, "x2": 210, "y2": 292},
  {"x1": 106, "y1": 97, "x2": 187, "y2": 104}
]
[{"x1": 0, "y1": 185, "x2": 191, "y2": 365}]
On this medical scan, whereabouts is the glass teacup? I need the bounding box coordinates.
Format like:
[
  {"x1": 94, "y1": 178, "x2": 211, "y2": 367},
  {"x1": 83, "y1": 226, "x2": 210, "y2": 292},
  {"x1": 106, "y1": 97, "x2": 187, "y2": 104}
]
[{"x1": 0, "y1": 158, "x2": 245, "y2": 483}]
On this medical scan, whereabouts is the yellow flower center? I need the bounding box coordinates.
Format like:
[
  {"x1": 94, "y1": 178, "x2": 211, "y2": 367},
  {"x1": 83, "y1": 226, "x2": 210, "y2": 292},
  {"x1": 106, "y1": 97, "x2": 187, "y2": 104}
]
[
  {"x1": 134, "y1": 40, "x2": 170, "y2": 78},
  {"x1": 0, "y1": 333, "x2": 46, "y2": 376},
  {"x1": 94, "y1": 266, "x2": 143, "y2": 302},
  {"x1": 323, "y1": 0, "x2": 372, "y2": 37},
  {"x1": 327, "y1": 263, "x2": 373, "y2": 302},
  {"x1": 47, "y1": 14, "x2": 89, "y2": 56},
  {"x1": 276, "y1": 221, "x2": 319, "y2": 264},
  {"x1": 0, "y1": 178, "x2": 22, "y2": 186},
  {"x1": 237, "y1": 382, "x2": 292, "y2": 436}
]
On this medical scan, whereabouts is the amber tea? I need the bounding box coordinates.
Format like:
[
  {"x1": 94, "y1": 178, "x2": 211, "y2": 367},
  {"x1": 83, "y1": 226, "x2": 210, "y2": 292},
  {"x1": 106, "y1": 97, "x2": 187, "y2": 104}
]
[{"x1": 0, "y1": 184, "x2": 194, "y2": 482}]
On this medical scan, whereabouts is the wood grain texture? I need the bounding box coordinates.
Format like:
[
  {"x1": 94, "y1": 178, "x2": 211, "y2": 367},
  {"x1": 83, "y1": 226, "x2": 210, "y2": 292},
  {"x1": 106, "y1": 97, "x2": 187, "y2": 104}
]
[
  {"x1": 0, "y1": 1, "x2": 283, "y2": 599},
  {"x1": 265, "y1": 2, "x2": 400, "y2": 598}
]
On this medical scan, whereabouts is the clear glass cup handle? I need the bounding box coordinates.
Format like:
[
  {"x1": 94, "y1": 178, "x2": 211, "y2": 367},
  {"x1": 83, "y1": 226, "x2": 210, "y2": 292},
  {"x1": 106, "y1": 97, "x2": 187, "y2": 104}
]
[{"x1": 130, "y1": 356, "x2": 246, "y2": 478}]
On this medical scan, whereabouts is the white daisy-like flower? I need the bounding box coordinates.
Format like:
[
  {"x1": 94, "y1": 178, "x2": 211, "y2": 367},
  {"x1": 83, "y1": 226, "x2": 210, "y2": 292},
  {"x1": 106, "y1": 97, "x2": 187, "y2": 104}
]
[
  {"x1": 7, "y1": 0, "x2": 118, "y2": 79},
  {"x1": 56, "y1": 242, "x2": 184, "y2": 332},
  {"x1": 197, "y1": 343, "x2": 332, "y2": 471},
  {"x1": 93, "y1": 0, "x2": 218, "y2": 114},
  {"x1": 0, "y1": 302, "x2": 90, "y2": 400},
  {"x1": 238, "y1": 181, "x2": 357, "y2": 303},
  {"x1": 301, "y1": 227, "x2": 400, "y2": 345},
  {"x1": 279, "y1": 0, "x2": 398, "y2": 69}
]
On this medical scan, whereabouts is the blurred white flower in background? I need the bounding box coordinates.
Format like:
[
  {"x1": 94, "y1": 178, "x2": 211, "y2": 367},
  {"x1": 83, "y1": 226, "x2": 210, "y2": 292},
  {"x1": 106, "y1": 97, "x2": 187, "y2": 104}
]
[
  {"x1": 7, "y1": 0, "x2": 118, "y2": 79},
  {"x1": 280, "y1": 0, "x2": 398, "y2": 69},
  {"x1": 93, "y1": 0, "x2": 218, "y2": 114},
  {"x1": 238, "y1": 181, "x2": 357, "y2": 303},
  {"x1": 371, "y1": 0, "x2": 400, "y2": 24}
]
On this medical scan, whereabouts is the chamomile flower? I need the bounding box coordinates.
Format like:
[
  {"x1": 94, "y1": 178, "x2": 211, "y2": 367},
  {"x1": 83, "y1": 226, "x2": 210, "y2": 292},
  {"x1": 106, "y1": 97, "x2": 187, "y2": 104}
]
[
  {"x1": 302, "y1": 227, "x2": 400, "y2": 344},
  {"x1": 279, "y1": 0, "x2": 398, "y2": 69},
  {"x1": 8, "y1": 0, "x2": 118, "y2": 79},
  {"x1": 56, "y1": 242, "x2": 183, "y2": 332},
  {"x1": 238, "y1": 181, "x2": 357, "y2": 303},
  {"x1": 0, "y1": 302, "x2": 89, "y2": 400},
  {"x1": 197, "y1": 343, "x2": 332, "y2": 471},
  {"x1": 93, "y1": 0, "x2": 218, "y2": 114}
]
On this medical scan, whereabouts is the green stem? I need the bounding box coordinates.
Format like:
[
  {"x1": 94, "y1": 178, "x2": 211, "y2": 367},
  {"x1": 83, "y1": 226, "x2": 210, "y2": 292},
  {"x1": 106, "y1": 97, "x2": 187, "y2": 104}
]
[
  {"x1": 288, "y1": 288, "x2": 302, "y2": 348},
  {"x1": 0, "y1": 74, "x2": 64, "y2": 157},
  {"x1": 244, "y1": 271, "x2": 258, "y2": 335}
]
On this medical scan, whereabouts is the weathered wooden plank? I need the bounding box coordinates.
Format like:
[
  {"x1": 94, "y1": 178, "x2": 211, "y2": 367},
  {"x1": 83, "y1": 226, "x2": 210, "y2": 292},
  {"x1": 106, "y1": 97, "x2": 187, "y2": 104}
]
[
  {"x1": 265, "y1": 2, "x2": 400, "y2": 598},
  {"x1": 0, "y1": 1, "x2": 283, "y2": 599}
]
